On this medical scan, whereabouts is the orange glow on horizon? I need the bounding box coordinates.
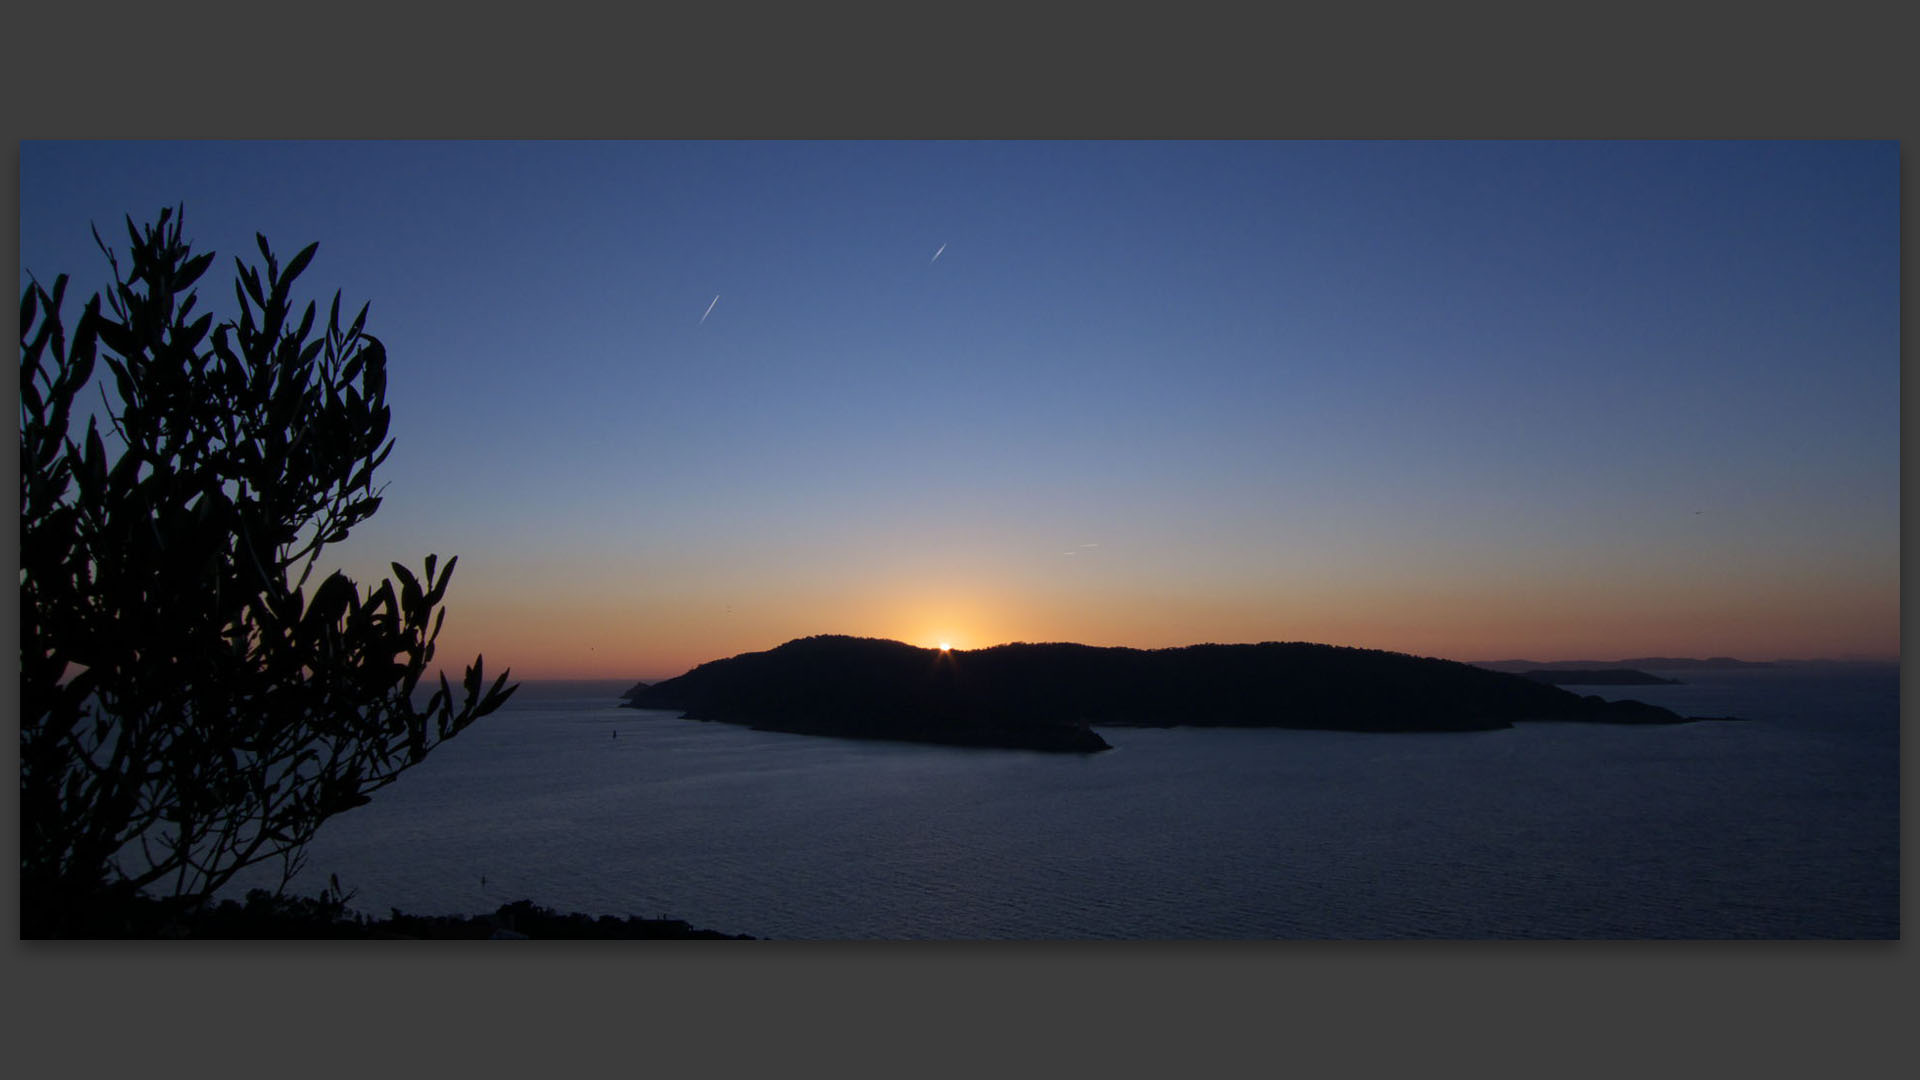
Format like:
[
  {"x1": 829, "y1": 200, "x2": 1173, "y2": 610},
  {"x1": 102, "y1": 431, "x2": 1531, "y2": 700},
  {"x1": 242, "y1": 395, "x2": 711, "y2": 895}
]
[
  {"x1": 419, "y1": 597, "x2": 1898, "y2": 682},
  {"x1": 397, "y1": 557, "x2": 1897, "y2": 682}
]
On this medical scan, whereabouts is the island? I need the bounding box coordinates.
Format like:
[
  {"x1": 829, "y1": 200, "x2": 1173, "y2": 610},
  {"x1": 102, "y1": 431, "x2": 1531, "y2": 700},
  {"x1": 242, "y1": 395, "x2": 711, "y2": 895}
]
[
  {"x1": 1519, "y1": 669, "x2": 1682, "y2": 686},
  {"x1": 621, "y1": 635, "x2": 1736, "y2": 752}
]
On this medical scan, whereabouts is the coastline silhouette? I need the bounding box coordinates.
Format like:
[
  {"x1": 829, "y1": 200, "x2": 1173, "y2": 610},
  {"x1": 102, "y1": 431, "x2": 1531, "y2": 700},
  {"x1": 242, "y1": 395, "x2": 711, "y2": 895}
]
[{"x1": 623, "y1": 635, "x2": 1735, "y2": 752}]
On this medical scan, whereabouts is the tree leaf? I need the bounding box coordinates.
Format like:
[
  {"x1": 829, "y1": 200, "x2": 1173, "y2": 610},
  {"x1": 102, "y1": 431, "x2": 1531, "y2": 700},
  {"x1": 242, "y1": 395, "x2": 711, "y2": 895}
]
[
  {"x1": 177, "y1": 251, "x2": 215, "y2": 291},
  {"x1": 281, "y1": 242, "x2": 318, "y2": 289}
]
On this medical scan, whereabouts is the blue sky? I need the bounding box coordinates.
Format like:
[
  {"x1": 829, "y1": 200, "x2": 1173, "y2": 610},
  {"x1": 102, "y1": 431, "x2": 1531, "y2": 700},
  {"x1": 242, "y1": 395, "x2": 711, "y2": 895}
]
[{"x1": 19, "y1": 141, "x2": 1900, "y2": 675}]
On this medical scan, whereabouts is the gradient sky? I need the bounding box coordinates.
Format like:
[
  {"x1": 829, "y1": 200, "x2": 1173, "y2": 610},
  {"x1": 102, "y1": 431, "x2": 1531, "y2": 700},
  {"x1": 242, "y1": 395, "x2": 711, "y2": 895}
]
[{"x1": 18, "y1": 141, "x2": 1901, "y2": 678}]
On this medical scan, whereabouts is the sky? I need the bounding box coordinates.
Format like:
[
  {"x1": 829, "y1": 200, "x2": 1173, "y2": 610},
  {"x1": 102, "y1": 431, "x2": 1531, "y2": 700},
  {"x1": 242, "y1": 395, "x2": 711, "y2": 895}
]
[{"x1": 18, "y1": 141, "x2": 1901, "y2": 678}]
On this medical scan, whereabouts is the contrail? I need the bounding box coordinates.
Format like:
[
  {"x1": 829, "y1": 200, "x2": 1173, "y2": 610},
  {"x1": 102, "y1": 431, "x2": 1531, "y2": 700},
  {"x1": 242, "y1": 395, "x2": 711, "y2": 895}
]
[
  {"x1": 930, "y1": 243, "x2": 946, "y2": 264},
  {"x1": 700, "y1": 294, "x2": 719, "y2": 325}
]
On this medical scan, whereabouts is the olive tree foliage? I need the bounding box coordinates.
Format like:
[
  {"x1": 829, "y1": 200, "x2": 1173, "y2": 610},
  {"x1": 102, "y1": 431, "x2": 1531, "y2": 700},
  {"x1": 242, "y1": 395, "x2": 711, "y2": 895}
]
[{"x1": 19, "y1": 209, "x2": 516, "y2": 931}]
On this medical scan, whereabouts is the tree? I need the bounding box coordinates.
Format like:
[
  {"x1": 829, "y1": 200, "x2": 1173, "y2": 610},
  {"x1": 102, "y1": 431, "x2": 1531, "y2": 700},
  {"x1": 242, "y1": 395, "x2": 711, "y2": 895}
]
[{"x1": 19, "y1": 208, "x2": 517, "y2": 935}]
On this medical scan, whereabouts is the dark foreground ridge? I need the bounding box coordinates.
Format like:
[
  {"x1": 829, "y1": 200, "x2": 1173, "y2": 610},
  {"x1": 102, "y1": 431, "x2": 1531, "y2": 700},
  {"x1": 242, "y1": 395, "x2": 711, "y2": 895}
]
[
  {"x1": 623, "y1": 636, "x2": 1737, "y2": 751},
  {"x1": 32, "y1": 886, "x2": 755, "y2": 939}
]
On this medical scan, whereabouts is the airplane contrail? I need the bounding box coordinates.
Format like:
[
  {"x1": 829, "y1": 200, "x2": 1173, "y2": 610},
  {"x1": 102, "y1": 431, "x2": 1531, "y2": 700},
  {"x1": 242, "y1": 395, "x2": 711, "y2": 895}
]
[
  {"x1": 700, "y1": 294, "x2": 719, "y2": 325},
  {"x1": 930, "y1": 243, "x2": 946, "y2": 264}
]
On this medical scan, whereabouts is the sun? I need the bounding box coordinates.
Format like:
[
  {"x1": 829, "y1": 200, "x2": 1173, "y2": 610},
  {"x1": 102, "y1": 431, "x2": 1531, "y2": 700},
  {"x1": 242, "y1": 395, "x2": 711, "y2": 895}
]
[{"x1": 939, "y1": 642, "x2": 952, "y2": 652}]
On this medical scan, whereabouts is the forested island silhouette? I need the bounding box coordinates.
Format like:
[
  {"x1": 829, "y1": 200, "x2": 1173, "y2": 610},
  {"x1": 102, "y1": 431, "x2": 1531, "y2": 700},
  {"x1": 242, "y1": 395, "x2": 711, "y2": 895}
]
[{"x1": 622, "y1": 635, "x2": 1738, "y2": 752}]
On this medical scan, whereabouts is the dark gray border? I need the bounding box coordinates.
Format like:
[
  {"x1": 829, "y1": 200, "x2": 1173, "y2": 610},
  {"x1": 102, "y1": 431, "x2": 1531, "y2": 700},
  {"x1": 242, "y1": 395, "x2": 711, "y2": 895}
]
[{"x1": 7, "y1": 4, "x2": 1910, "y2": 1077}]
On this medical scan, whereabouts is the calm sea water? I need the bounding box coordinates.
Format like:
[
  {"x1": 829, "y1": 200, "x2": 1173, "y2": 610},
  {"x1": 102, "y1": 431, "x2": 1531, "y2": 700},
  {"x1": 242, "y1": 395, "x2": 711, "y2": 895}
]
[{"x1": 220, "y1": 666, "x2": 1899, "y2": 939}]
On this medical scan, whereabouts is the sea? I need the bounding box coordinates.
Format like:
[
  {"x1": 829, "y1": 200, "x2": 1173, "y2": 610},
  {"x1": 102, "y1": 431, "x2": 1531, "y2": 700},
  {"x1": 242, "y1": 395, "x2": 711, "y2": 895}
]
[{"x1": 217, "y1": 665, "x2": 1900, "y2": 939}]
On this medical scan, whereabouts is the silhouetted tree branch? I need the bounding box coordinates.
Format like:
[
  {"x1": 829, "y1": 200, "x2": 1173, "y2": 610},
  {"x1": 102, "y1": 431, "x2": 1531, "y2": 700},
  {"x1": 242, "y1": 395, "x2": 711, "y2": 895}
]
[{"x1": 20, "y1": 207, "x2": 517, "y2": 935}]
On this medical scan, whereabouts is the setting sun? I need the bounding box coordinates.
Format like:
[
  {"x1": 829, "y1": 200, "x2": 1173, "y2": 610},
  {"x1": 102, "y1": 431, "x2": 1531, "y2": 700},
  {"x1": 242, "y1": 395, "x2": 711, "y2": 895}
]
[{"x1": 13, "y1": 137, "x2": 1898, "y2": 949}]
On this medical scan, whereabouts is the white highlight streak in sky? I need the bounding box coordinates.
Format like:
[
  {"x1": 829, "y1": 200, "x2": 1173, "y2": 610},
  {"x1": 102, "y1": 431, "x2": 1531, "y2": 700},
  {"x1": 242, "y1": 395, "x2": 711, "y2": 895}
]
[
  {"x1": 700, "y1": 294, "x2": 719, "y2": 325},
  {"x1": 931, "y1": 243, "x2": 946, "y2": 263}
]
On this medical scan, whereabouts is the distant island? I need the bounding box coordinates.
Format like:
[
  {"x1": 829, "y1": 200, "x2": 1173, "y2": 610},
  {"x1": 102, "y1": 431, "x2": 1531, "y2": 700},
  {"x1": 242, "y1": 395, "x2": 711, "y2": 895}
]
[
  {"x1": 621, "y1": 636, "x2": 1737, "y2": 752},
  {"x1": 1475, "y1": 657, "x2": 1776, "y2": 672},
  {"x1": 1519, "y1": 669, "x2": 1683, "y2": 686}
]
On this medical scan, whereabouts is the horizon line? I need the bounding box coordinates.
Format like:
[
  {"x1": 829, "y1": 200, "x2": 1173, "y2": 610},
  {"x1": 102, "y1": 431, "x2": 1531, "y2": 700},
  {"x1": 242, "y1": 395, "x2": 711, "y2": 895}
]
[{"x1": 482, "y1": 634, "x2": 1902, "y2": 685}]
